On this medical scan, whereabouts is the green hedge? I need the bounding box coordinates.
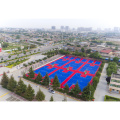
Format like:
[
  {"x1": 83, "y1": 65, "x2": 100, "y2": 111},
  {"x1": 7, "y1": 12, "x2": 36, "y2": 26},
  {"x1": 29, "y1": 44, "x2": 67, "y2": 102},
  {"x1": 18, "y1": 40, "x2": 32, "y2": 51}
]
[{"x1": 104, "y1": 95, "x2": 120, "y2": 101}]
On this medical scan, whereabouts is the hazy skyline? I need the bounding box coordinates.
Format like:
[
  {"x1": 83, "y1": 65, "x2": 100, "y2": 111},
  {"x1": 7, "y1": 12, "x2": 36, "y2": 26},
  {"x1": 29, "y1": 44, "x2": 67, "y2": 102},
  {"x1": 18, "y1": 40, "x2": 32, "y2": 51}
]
[
  {"x1": 0, "y1": 0, "x2": 120, "y2": 29},
  {"x1": 0, "y1": 19, "x2": 116, "y2": 30}
]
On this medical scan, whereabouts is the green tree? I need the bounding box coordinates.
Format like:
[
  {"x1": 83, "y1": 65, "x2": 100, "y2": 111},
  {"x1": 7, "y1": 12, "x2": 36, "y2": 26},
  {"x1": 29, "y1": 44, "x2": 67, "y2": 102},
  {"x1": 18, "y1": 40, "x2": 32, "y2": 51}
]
[
  {"x1": 43, "y1": 73, "x2": 49, "y2": 86},
  {"x1": 18, "y1": 47, "x2": 21, "y2": 51},
  {"x1": 92, "y1": 77, "x2": 99, "y2": 90},
  {"x1": 15, "y1": 78, "x2": 27, "y2": 96},
  {"x1": 2, "y1": 42, "x2": 9, "y2": 48},
  {"x1": 86, "y1": 49, "x2": 91, "y2": 54},
  {"x1": 35, "y1": 72, "x2": 42, "y2": 83},
  {"x1": 8, "y1": 55, "x2": 11, "y2": 59},
  {"x1": 16, "y1": 35, "x2": 20, "y2": 39},
  {"x1": 96, "y1": 71, "x2": 101, "y2": 78},
  {"x1": 81, "y1": 47, "x2": 85, "y2": 52},
  {"x1": 24, "y1": 84, "x2": 35, "y2": 101},
  {"x1": 107, "y1": 62, "x2": 117, "y2": 76},
  {"x1": 98, "y1": 67, "x2": 102, "y2": 72},
  {"x1": 64, "y1": 84, "x2": 69, "y2": 93},
  {"x1": 52, "y1": 74, "x2": 60, "y2": 89},
  {"x1": 36, "y1": 89, "x2": 45, "y2": 101},
  {"x1": 1, "y1": 72, "x2": 9, "y2": 88},
  {"x1": 113, "y1": 57, "x2": 119, "y2": 63},
  {"x1": 28, "y1": 67, "x2": 35, "y2": 78},
  {"x1": 7, "y1": 75, "x2": 17, "y2": 92},
  {"x1": 81, "y1": 83, "x2": 94, "y2": 101},
  {"x1": 50, "y1": 96, "x2": 54, "y2": 101},
  {"x1": 71, "y1": 81, "x2": 81, "y2": 96},
  {"x1": 89, "y1": 52, "x2": 101, "y2": 59}
]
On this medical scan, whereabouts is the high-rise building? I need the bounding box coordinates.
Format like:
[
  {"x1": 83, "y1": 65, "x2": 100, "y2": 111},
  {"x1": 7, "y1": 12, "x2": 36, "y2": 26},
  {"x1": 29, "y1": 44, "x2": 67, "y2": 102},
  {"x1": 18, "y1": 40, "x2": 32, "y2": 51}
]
[
  {"x1": 114, "y1": 27, "x2": 120, "y2": 32},
  {"x1": 51, "y1": 26, "x2": 56, "y2": 30},
  {"x1": 61, "y1": 26, "x2": 64, "y2": 30},
  {"x1": 65, "y1": 26, "x2": 69, "y2": 31},
  {"x1": 77, "y1": 27, "x2": 92, "y2": 32}
]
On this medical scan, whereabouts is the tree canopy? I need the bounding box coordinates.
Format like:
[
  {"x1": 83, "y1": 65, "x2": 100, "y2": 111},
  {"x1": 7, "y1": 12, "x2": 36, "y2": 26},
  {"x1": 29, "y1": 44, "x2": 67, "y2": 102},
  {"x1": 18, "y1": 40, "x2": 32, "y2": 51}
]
[
  {"x1": 35, "y1": 72, "x2": 42, "y2": 83},
  {"x1": 36, "y1": 89, "x2": 45, "y2": 101},
  {"x1": 15, "y1": 78, "x2": 27, "y2": 96},
  {"x1": 71, "y1": 81, "x2": 81, "y2": 96},
  {"x1": 43, "y1": 73, "x2": 49, "y2": 86},
  {"x1": 28, "y1": 67, "x2": 35, "y2": 78},
  {"x1": 24, "y1": 84, "x2": 35, "y2": 101},
  {"x1": 52, "y1": 74, "x2": 60, "y2": 89},
  {"x1": 1, "y1": 72, "x2": 9, "y2": 88},
  {"x1": 106, "y1": 62, "x2": 117, "y2": 77},
  {"x1": 50, "y1": 96, "x2": 54, "y2": 101},
  {"x1": 81, "y1": 83, "x2": 94, "y2": 101},
  {"x1": 89, "y1": 52, "x2": 101, "y2": 59},
  {"x1": 7, "y1": 75, "x2": 17, "y2": 92},
  {"x1": 64, "y1": 84, "x2": 69, "y2": 93}
]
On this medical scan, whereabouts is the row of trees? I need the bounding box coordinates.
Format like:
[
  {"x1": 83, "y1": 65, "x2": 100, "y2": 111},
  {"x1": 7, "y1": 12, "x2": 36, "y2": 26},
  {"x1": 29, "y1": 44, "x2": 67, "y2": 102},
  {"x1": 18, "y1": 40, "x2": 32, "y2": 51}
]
[
  {"x1": 106, "y1": 62, "x2": 117, "y2": 77},
  {"x1": 1, "y1": 72, "x2": 45, "y2": 101},
  {"x1": 25, "y1": 67, "x2": 97, "y2": 101},
  {"x1": 89, "y1": 52, "x2": 101, "y2": 59},
  {"x1": 25, "y1": 67, "x2": 61, "y2": 89},
  {"x1": 25, "y1": 67, "x2": 84, "y2": 98},
  {"x1": 59, "y1": 48, "x2": 91, "y2": 57},
  {"x1": 24, "y1": 61, "x2": 105, "y2": 101}
]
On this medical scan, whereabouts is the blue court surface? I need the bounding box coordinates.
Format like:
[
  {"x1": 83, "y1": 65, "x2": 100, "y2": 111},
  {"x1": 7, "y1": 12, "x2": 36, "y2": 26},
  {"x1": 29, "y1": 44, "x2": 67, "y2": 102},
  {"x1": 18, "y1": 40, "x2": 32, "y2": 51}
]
[
  {"x1": 69, "y1": 57, "x2": 75, "y2": 60},
  {"x1": 81, "y1": 59, "x2": 87, "y2": 62},
  {"x1": 64, "y1": 73, "x2": 92, "y2": 91},
  {"x1": 63, "y1": 56, "x2": 69, "y2": 59},
  {"x1": 49, "y1": 69, "x2": 73, "y2": 83},
  {"x1": 34, "y1": 66, "x2": 56, "y2": 77},
  {"x1": 75, "y1": 58, "x2": 81, "y2": 61},
  {"x1": 88, "y1": 60, "x2": 94, "y2": 63},
  {"x1": 50, "y1": 59, "x2": 69, "y2": 67},
  {"x1": 64, "y1": 61, "x2": 83, "y2": 70},
  {"x1": 95, "y1": 61, "x2": 101, "y2": 65},
  {"x1": 79, "y1": 64, "x2": 99, "y2": 74}
]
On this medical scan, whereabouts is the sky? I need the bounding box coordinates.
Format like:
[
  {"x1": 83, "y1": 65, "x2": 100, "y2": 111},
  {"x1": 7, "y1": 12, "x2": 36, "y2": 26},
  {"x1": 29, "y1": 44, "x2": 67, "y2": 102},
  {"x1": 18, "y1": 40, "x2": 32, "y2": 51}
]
[{"x1": 0, "y1": 0, "x2": 120, "y2": 29}]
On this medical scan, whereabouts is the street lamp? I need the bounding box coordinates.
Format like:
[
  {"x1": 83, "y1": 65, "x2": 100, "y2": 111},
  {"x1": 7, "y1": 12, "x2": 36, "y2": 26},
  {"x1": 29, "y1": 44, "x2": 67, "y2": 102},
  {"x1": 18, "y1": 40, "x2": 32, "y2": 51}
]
[{"x1": 49, "y1": 78, "x2": 51, "y2": 89}]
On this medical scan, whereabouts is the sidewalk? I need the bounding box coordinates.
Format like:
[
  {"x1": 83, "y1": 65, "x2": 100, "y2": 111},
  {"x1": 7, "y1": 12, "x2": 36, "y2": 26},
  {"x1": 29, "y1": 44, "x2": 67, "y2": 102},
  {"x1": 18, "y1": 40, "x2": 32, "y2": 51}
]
[{"x1": 94, "y1": 63, "x2": 108, "y2": 101}]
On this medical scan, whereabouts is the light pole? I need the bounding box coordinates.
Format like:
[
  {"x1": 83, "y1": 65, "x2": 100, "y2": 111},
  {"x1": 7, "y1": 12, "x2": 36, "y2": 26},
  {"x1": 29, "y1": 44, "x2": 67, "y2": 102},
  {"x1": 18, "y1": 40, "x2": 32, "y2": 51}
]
[{"x1": 49, "y1": 78, "x2": 51, "y2": 89}]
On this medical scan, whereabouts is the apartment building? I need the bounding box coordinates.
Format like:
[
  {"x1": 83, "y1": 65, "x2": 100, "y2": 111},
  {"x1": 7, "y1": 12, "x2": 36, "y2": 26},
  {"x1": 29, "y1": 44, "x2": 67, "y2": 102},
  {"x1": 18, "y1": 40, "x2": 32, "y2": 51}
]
[{"x1": 109, "y1": 74, "x2": 120, "y2": 93}]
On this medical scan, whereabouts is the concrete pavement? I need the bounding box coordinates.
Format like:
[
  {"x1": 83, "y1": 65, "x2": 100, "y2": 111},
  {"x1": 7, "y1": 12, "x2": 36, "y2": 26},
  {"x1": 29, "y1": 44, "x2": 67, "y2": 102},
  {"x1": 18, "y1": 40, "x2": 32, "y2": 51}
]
[{"x1": 94, "y1": 63, "x2": 108, "y2": 101}]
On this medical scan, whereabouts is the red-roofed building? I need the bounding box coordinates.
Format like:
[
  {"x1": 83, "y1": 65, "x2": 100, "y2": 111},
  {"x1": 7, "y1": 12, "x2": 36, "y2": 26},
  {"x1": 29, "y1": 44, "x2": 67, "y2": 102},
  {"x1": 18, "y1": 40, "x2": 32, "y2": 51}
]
[
  {"x1": 100, "y1": 49, "x2": 113, "y2": 54},
  {"x1": 100, "y1": 49, "x2": 113, "y2": 57}
]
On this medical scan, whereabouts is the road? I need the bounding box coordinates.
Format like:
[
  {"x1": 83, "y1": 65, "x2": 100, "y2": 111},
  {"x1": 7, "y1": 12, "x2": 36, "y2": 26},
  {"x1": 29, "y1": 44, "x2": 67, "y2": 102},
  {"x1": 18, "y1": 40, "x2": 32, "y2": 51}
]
[
  {"x1": 94, "y1": 63, "x2": 108, "y2": 101},
  {"x1": 0, "y1": 44, "x2": 63, "y2": 63}
]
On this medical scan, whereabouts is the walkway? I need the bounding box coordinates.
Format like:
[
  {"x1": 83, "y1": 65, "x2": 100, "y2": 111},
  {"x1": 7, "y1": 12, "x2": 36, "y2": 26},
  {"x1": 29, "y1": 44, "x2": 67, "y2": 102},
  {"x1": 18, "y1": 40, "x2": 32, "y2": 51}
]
[{"x1": 94, "y1": 63, "x2": 108, "y2": 101}]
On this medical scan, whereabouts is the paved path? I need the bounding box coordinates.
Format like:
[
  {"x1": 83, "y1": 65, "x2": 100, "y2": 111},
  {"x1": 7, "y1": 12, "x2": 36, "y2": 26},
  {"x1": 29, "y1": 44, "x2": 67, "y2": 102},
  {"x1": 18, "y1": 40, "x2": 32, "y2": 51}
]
[{"x1": 94, "y1": 63, "x2": 108, "y2": 101}]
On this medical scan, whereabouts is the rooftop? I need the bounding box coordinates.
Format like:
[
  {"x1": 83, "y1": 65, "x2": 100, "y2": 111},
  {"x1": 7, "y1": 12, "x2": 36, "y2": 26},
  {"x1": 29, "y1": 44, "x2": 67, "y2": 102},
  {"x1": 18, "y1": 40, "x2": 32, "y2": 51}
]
[{"x1": 100, "y1": 49, "x2": 112, "y2": 54}]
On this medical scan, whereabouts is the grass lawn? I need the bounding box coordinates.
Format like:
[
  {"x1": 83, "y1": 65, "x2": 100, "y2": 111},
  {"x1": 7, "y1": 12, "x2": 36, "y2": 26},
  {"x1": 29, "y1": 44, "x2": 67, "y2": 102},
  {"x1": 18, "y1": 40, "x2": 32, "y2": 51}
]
[
  {"x1": 2, "y1": 43, "x2": 21, "y2": 50},
  {"x1": 104, "y1": 95, "x2": 120, "y2": 101}
]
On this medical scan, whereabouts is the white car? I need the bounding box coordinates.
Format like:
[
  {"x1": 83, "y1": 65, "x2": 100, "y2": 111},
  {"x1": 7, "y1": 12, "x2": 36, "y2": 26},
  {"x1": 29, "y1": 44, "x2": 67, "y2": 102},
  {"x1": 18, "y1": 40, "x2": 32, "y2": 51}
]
[{"x1": 49, "y1": 89, "x2": 55, "y2": 94}]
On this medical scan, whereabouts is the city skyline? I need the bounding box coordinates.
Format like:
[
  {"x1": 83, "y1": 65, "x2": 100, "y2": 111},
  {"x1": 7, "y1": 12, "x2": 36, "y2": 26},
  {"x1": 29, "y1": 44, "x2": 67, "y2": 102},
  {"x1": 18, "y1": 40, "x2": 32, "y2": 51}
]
[
  {"x1": 0, "y1": 19, "x2": 119, "y2": 30},
  {"x1": 0, "y1": 0, "x2": 120, "y2": 29}
]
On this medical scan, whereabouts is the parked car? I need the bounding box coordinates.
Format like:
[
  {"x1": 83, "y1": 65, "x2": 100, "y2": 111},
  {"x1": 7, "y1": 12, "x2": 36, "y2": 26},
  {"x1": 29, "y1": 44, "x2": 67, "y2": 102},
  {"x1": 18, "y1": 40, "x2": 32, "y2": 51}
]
[{"x1": 48, "y1": 88, "x2": 55, "y2": 94}]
